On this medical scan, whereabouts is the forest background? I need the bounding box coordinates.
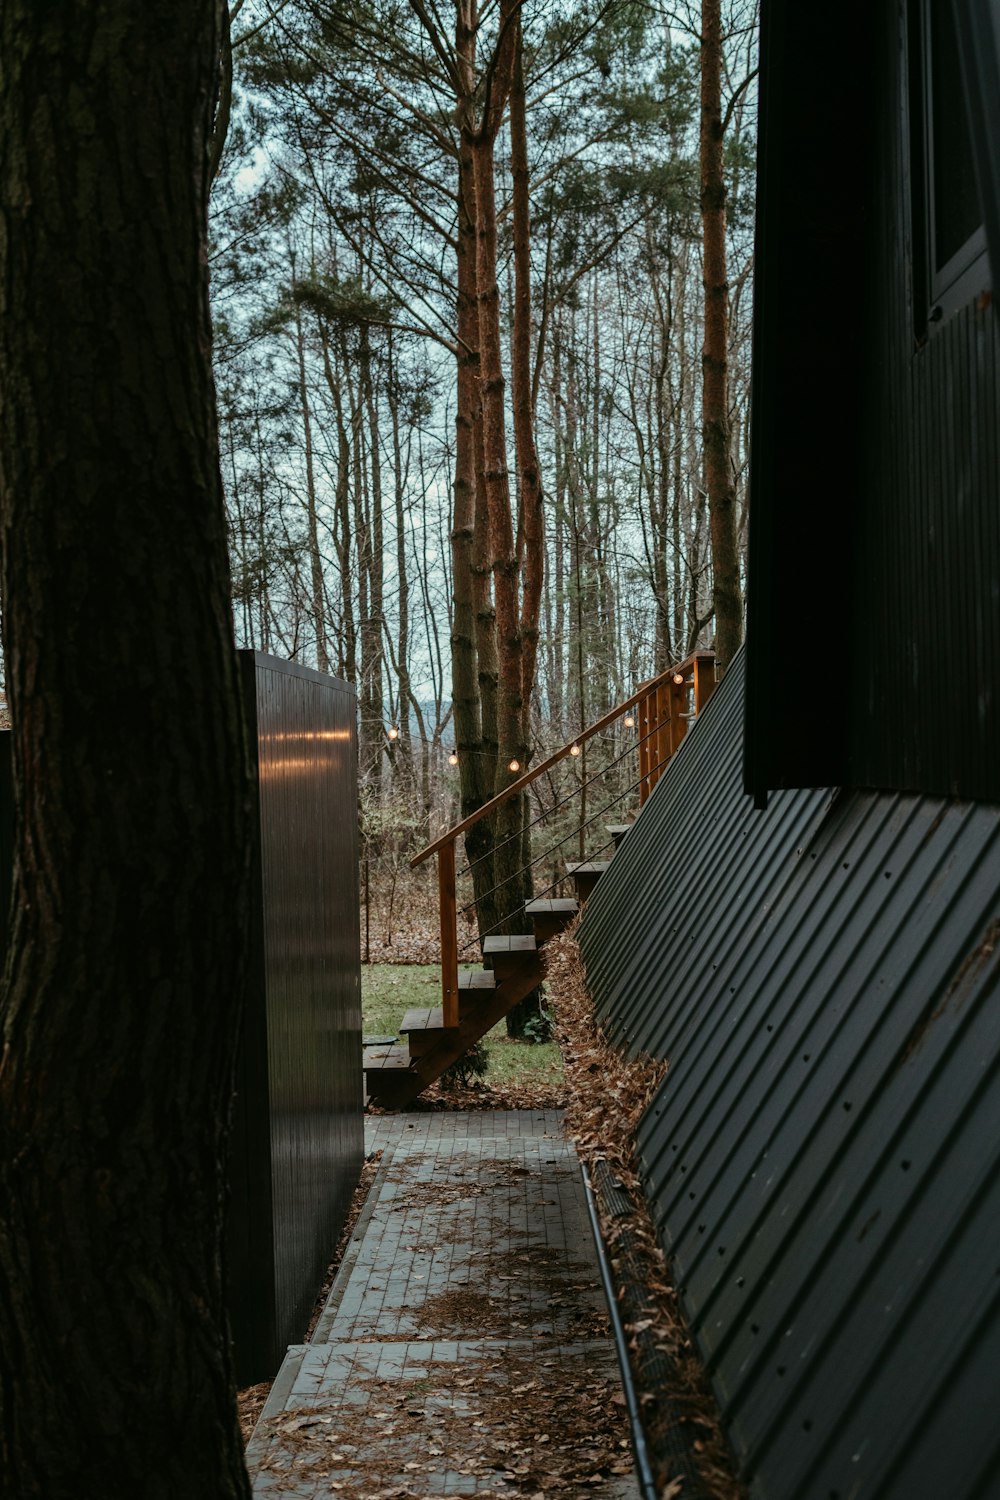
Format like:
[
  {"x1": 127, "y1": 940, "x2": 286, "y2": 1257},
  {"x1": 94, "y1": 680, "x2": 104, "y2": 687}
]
[{"x1": 211, "y1": 0, "x2": 759, "y2": 955}]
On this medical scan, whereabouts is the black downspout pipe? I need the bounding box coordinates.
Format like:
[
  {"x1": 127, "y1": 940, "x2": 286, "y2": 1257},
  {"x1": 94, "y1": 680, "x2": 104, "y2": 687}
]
[{"x1": 581, "y1": 1162, "x2": 660, "y2": 1500}]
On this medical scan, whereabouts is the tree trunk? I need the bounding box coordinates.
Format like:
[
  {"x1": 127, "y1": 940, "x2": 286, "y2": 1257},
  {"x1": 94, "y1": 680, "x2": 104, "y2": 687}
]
[
  {"x1": 509, "y1": 15, "x2": 544, "y2": 746},
  {"x1": 360, "y1": 327, "x2": 385, "y2": 784},
  {"x1": 473, "y1": 111, "x2": 524, "y2": 944},
  {"x1": 292, "y1": 280, "x2": 330, "y2": 674},
  {"x1": 0, "y1": 4, "x2": 252, "y2": 1496},
  {"x1": 700, "y1": 0, "x2": 743, "y2": 667},
  {"x1": 503, "y1": 10, "x2": 547, "y2": 1032},
  {"x1": 388, "y1": 338, "x2": 416, "y2": 796},
  {"x1": 451, "y1": 3, "x2": 497, "y2": 924},
  {"x1": 319, "y1": 325, "x2": 358, "y2": 684}
]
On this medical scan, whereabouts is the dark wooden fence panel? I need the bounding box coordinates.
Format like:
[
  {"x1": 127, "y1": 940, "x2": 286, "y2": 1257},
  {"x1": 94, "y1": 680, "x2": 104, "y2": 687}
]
[
  {"x1": 745, "y1": 0, "x2": 1000, "y2": 804},
  {"x1": 228, "y1": 652, "x2": 363, "y2": 1383},
  {"x1": 849, "y1": 4, "x2": 1000, "y2": 799}
]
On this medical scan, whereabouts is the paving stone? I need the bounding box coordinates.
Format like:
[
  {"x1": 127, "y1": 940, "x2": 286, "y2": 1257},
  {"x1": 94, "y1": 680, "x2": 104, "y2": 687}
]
[{"x1": 248, "y1": 1111, "x2": 638, "y2": 1498}]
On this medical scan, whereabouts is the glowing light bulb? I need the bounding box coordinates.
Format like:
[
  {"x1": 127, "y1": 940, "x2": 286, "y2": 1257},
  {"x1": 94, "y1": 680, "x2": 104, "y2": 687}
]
[
  {"x1": 387, "y1": 725, "x2": 399, "y2": 740},
  {"x1": 448, "y1": 752, "x2": 459, "y2": 766},
  {"x1": 672, "y1": 672, "x2": 684, "y2": 686},
  {"x1": 569, "y1": 744, "x2": 581, "y2": 757},
  {"x1": 624, "y1": 714, "x2": 635, "y2": 728},
  {"x1": 508, "y1": 758, "x2": 521, "y2": 773}
]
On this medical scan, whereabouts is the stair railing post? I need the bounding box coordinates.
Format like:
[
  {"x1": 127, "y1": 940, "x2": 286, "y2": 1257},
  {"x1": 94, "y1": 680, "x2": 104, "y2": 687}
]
[
  {"x1": 669, "y1": 672, "x2": 688, "y2": 758},
  {"x1": 655, "y1": 680, "x2": 670, "y2": 790},
  {"x1": 439, "y1": 839, "x2": 459, "y2": 1028},
  {"x1": 639, "y1": 686, "x2": 655, "y2": 804},
  {"x1": 693, "y1": 654, "x2": 717, "y2": 715}
]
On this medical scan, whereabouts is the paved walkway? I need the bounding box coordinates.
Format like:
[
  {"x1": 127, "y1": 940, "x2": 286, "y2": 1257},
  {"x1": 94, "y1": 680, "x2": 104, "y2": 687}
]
[{"x1": 247, "y1": 1110, "x2": 638, "y2": 1498}]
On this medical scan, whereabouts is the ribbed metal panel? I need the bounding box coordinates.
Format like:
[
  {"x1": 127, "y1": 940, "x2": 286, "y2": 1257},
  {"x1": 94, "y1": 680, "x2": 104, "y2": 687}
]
[
  {"x1": 228, "y1": 653, "x2": 364, "y2": 1383},
  {"x1": 579, "y1": 655, "x2": 1000, "y2": 1500}
]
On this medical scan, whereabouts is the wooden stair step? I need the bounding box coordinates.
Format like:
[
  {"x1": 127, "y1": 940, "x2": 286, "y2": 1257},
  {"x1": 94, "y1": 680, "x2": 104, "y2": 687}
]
[
  {"x1": 399, "y1": 1005, "x2": 457, "y2": 1059},
  {"x1": 605, "y1": 824, "x2": 633, "y2": 847},
  {"x1": 362, "y1": 1040, "x2": 420, "y2": 1108},
  {"x1": 400, "y1": 1006, "x2": 445, "y2": 1032},
  {"x1": 483, "y1": 934, "x2": 538, "y2": 977},
  {"x1": 525, "y1": 897, "x2": 579, "y2": 943},
  {"x1": 458, "y1": 969, "x2": 497, "y2": 991},
  {"x1": 565, "y1": 860, "x2": 611, "y2": 902},
  {"x1": 482, "y1": 935, "x2": 538, "y2": 954},
  {"x1": 363, "y1": 1042, "x2": 410, "y2": 1071}
]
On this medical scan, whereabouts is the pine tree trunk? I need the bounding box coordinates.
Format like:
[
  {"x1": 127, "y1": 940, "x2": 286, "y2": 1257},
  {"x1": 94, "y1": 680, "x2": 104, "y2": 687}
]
[
  {"x1": 509, "y1": 15, "x2": 544, "y2": 744},
  {"x1": 452, "y1": 4, "x2": 497, "y2": 920},
  {"x1": 474, "y1": 125, "x2": 527, "y2": 944},
  {"x1": 504, "y1": 12, "x2": 545, "y2": 1031},
  {"x1": 293, "y1": 289, "x2": 329, "y2": 674},
  {"x1": 0, "y1": 4, "x2": 251, "y2": 1496},
  {"x1": 700, "y1": 0, "x2": 743, "y2": 667},
  {"x1": 362, "y1": 327, "x2": 385, "y2": 777}
]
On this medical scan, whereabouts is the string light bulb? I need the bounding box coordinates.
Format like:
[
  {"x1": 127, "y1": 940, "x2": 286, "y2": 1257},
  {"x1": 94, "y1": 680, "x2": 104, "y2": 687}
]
[
  {"x1": 672, "y1": 672, "x2": 685, "y2": 686},
  {"x1": 387, "y1": 725, "x2": 399, "y2": 740},
  {"x1": 624, "y1": 714, "x2": 635, "y2": 728},
  {"x1": 448, "y1": 752, "x2": 459, "y2": 766},
  {"x1": 508, "y1": 758, "x2": 521, "y2": 773},
  {"x1": 569, "y1": 743, "x2": 581, "y2": 757}
]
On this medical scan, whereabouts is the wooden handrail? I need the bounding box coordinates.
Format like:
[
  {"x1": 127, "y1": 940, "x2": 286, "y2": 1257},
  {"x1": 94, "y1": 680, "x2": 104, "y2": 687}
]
[
  {"x1": 413, "y1": 648, "x2": 716, "y2": 1028},
  {"x1": 411, "y1": 650, "x2": 715, "y2": 868}
]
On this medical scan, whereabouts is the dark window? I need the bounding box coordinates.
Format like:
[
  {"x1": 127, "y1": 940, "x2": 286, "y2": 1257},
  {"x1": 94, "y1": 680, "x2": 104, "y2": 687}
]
[{"x1": 910, "y1": 0, "x2": 990, "y2": 334}]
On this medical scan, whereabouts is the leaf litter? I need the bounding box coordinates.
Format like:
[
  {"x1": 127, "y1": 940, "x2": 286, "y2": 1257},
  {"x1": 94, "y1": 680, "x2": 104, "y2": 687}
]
[
  {"x1": 252, "y1": 1345, "x2": 634, "y2": 1498},
  {"x1": 543, "y1": 927, "x2": 745, "y2": 1500}
]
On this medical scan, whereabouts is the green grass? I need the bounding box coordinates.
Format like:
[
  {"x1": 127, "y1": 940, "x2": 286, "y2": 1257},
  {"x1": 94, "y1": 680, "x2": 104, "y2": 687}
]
[
  {"x1": 362, "y1": 962, "x2": 564, "y2": 1089},
  {"x1": 362, "y1": 963, "x2": 443, "y2": 1038}
]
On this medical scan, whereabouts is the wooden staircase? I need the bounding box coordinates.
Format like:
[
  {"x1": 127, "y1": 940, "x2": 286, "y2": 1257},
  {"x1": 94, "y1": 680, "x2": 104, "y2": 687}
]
[
  {"x1": 363, "y1": 650, "x2": 718, "y2": 1109},
  {"x1": 363, "y1": 875, "x2": 601, "y2": 1108}
]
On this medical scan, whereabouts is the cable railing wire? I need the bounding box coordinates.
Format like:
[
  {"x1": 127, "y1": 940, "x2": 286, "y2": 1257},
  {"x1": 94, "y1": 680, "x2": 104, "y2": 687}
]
[
  {"x1": 455, "y1": 744, "x2": 677, "y2": 957},
  {"x1": 456, "y1": 714, "x2": 672, "y2": 884},
  {"x1": 458, "y1": 834, "x2": 619, "y2": 957}
]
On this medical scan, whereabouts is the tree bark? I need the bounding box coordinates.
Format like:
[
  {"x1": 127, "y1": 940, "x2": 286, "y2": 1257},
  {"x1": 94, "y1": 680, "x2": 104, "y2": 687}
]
[
  {"x1": 502, "y1": 7, "x2": 545, "y2": 1030},
  {"x1": 0, "y1": 4, "x2": 251, "y2": 1496},
  {"x1": 451, "y1": 0, "x2": 498, "y2": 918},
  {"x1": 509, "y1": 12, "x2": 544, "y2": 740},
  {"x1": 360, "y1": 325, "x2": 385, "y2": 783},
  {"x1": 700, "y1": 0, "x2": 743, "y2": 667},
  {"x1": 292, "y1": 278, "x2": 330, "y2": 673},
  {"x1": 472, "y1": 0, "x2": 525, "y2": 944}
]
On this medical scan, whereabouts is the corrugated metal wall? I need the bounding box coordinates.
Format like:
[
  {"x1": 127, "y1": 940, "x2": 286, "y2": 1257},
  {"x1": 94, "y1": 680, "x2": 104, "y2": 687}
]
[
  {"x1": 579, "y1": 654, "x2": 1000, "y2": 1500},
  {"x1": 228, "y1": 653, "x2": 364, "y2": 1383}
]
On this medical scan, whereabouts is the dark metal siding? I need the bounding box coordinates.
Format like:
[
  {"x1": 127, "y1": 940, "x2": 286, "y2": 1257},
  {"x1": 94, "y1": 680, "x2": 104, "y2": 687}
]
[
  {"x1": 743, "y1": 0, "x2": 868, "y2": 796},
  {"x1": 228, "y1": 653, "x2": 364, "y2": 1383},
  {"x1": 745, "y1": 0, "x2": 1000, "y2": 803},
  {"x1": 579, "y1": 654, "x2": 1000, "y2": 1500},
  {"x1": 852, "y1": 0, "x2": 1000, "y2": 797}
]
